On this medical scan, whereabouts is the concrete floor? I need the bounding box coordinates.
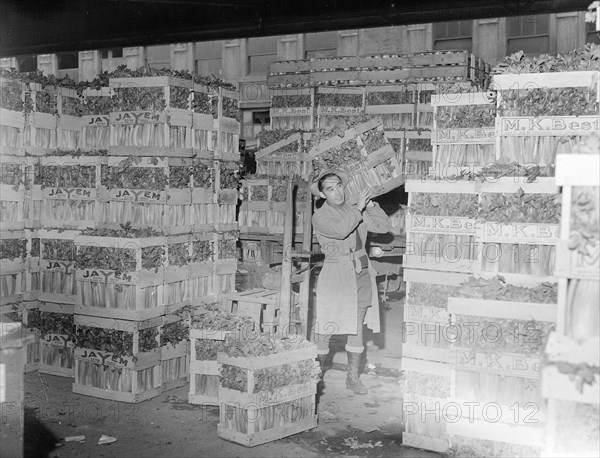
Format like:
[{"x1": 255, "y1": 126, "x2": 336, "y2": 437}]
[{"x1": 21, "y1": 291, "x2": 440, "y2": 458}]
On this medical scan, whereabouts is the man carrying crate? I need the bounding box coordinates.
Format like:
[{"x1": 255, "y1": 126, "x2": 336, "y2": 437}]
[{"x1": 311, "y1": 169, "x2": 391, "y2": 395}]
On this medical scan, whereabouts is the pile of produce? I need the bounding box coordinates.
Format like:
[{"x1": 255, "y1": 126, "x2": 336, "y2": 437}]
[
  {"x1": 168, "y1": 166, "x2": 191, "y2": 188},
  {"x1": 217, "y1": 239, "x2": 237, "y2": 260},
  {"x1": 101, "y1": 157, "x2": 168, "y2": 190},
  {"x1": 256, "y1": 129, "x2": 301, "y2": 151},
  {"x1": 219, "y1": 162, "x2": 240, "y2": 189},
  {"x1": 498, "y1": 87, "x2": 598, "y2": 117},
  {"x1": 35, "y1": 165, "x2": 96, "y2": 188},
  {"x1": 220, "y1": 359, "x2": 320, "y2": 393},
  {"x1": 190, "y1": 160, "x2": 213, "y2": 189},
  {"x1": 42, "y1": 239, "x2": 76, "y2": 261},
  {"x1": 366, "y1": 90, "x2": 414, "y2": 105},
  {"x1": 160, "y1": 320, "x2": 188, "y2": 348},
  {"x1": 76, "y1": 325, "x2": 158, "y2": 358},
  {"x1": 405, "y1": 137, "x2": 431, "y2": 152},
  {"x1": 456, "y1": 276, "x2": 558, "y2": 303},
  {"x1": 0, "y1": 238, "x2": 26, "y2": 261},
  {"x1": 195, "y1": 339, "x2": 226, "y2": 360},
  {"x1": 191, "y1": 304, "x2": 254, "y2": 332},
  {"x1": 191, "y1": 240, "x2": 213, "y2": 262},
  {"x1": 409, "y1": 193, "x2": 478, "y2": 217},
  {"x1": 222, "y1": 333, "x2": 314, "y2": 358},
  {"x1": 479, "y1": 189, "x2": 561, "y2": 223},
  {"x1": 453, "y1": 314, "x2": 555, "y2": 355},
  {"x1": 316, "y1": 92, "x2": 363, "y2": 107},
  {"x1": 492, "y1": 43, "x2": 600, "y2": 74},
  {"x1": 167, "y1": 242, "x2": 190, "y2": 267},
  {"x1": 271, "y1": 95, "x2": 312, "y2": 108},
  {"x1": 28, "y1": 310, "x2": 75, "y2": 340},
  {"x1": 436, "y1": 104, "x2": 496, "y2": 128},
  {"x1": 312, "y1": 139, "x2": 363, "y2": 176}
]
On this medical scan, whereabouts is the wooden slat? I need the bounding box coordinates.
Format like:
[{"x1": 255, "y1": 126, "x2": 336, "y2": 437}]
[
  {"x1": 492, "y1": 71, "x2": 600, "y2": 90},
  {"x1": 448, "y1": 297, "x2": 556, "y2": 322}
]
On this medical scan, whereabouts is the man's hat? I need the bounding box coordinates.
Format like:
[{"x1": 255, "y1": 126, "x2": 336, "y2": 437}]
[{"x1": 310, "y1": 169, "x2": 349, "y2": 197}]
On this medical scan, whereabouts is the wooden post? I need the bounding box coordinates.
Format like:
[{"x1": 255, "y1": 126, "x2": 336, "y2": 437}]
[
  {"x1": 298, "y1": 183, "x2": 313, "y2": 337},
  {"x1": 278, "y1": 177, "x2": 294, "y2": 335}
]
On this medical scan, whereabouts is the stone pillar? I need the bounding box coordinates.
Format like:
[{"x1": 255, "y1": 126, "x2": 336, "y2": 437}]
[
  {"x1": 170, "y1": 42, "x2": 195, "y2": 71},
  {"x1": 338, "y1": 30, "x2": 359, "y2": 56},
  {"x1": 37, "y1": 54, "x2": 58, "y2": 76},
  {"x1": 222, "y1": 39, "x2": 247, "y2": 82},
  {"x1": 123, "y1": 46, "x2": 146, "y2": 70},
  {"x1": 277, "y1": 35, "x2": 304, "y2": 61},
  {"x1": 78, "y1": 50, "x2": 101, "y2": 82}
]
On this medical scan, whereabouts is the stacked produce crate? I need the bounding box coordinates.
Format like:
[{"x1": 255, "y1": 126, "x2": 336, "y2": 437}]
[
  {"x1": 217, "y1": 334, "x2": 319, "y2": 446},
  {"x1": 542, "y1": 134, "x2": 599, "y2": 457}
]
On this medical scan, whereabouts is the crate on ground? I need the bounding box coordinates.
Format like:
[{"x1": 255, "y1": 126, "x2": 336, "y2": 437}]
[
  {"x1": 73, "y1": 314, "x2": 163, "y2": 403},
  {"x1": 493, "y1": 70, "x2": 599, "y2": 167},
  {"x1": 75, "y1": 230, "x2": 167, "y2": 320},
  {"x1": 269, "y1": 88, "x2": 315, "y2": 131},
  {"x1": 310, "y1": 117, "x2": 404, "y2": 200},
  {"x1": 0, "y1": 230, "x2": 26, "y2": 309},
  {"x1": 38, "y1": 229, "x2": 79, "y2": 305},
  {"x1": 217, "y1": 343, "x2": 318, "y2": 447},
  {"x1": 27, "y1": 307, "x2": 76, "y2": 378},
  {"x1": 160, "y1": 313, "x2": 189, "y2": 392},
  {"x1": 30, "y1": 155, "x2": 104, "y2": 230},
  {"x1": 365, "y1": 85, "x2": 416, "y2": 129},
  {"x1": 431, "y1": 91, "x2": 496, "y2": 168},
  {"x1": 109, "y1": 76, "x2": 193, "y2": 157}
]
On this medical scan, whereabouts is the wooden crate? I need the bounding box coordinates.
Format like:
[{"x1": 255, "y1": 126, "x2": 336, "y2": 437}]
[
  {"x1": 364, "y1": 85, "x2": 416, "y2": 129},
  {"x1": 73, "y1": 314, "x2": 162, "y2": 403},
  {"x1": 30, "y1": 155, "x2": 104, "y2": 230},
  {"x1": 38, "y1": 229, "x2": 78, "y2": 304},
  {"x1": 217, "y1": 345, "x2": 318, "y2": 447},
  {"x1": 431, "y1": 91, "x2": 496, "y2": 169},
  {"x1": 188, "y1": 328, "x2": 232, "y2": 405},
  {"x1": 74, "y1": 233, "x2": 166, "y2": 320},
  {"x1": 255, "y1": 132, "x2": 310, "y2": 178},
  {"x1": 160, "y1": 314, "x2": 189, "y2": 392},
  {"x1": 315, "y1": 87, "x2": 365, "y2": 130},
  {"x1": 310, "y1": 118, "x2": 404, "y2": 199},
  {"x1": 0, "y1": 107, "x2": 25, "y2": 155},
  {"x1": 39, "y1": 331, "x2": 75, "y2": 377},
  {"x1": 402, "y1": 357, "x2": 451, "y2": 454},
  {"x1": 79, "y1": 87, "x2": 112, "y2": 151},
  {"x1": 269, "y1": 88, "x2": 315, "y2": 131},
  {"x1": 0, "y1": 317, "x2": 25, "y2": 457}
]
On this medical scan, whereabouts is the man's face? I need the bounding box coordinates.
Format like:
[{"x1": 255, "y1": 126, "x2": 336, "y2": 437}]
[{"x1": 319, "y1": 176, "x2": 345, "y2": 206}]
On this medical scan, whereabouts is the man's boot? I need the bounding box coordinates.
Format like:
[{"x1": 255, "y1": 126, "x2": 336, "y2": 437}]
[{"x1": 346, "y1": 351, "x2": 368, "y2": 395}]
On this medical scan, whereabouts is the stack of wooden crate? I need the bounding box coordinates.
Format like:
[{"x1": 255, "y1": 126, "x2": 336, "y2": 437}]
[{"x1": 542, "y1": 135, "x2": 599, "y2": 457}]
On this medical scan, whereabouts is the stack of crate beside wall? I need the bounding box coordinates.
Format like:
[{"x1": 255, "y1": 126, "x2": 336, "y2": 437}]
[{"x1": 542, "y1": 135, "x2": 599, "y2": 458}]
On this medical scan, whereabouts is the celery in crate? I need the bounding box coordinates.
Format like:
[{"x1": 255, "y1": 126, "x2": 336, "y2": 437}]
[
  {"x1": 80, "y1": 87, "x2": 113, "y2": 150},
  {"x1": 366, "y1": 88, "x2": 415, "y2": 129},
  {"x1": 39, "y1": 233, "x2": 78, "y2": 303},
  {"x1": 75, "y1": 226, "x2": 167, "y2": 320},
  {"x1": 161, "y1": 316, "x2": 189, "y2": 391},
  {"x1": 28, "y1": 309, "x2": 76, "y2": 378}
]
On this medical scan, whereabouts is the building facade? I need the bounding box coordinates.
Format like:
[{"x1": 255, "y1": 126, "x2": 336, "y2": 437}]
[{"x1": 1, "y1": 12, "x2": 597, "y2": 144}]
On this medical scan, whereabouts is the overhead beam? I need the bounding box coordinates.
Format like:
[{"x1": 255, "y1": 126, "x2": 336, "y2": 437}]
[{"x1": 0, "y1": 0, "x2": 592, "y2": 57}]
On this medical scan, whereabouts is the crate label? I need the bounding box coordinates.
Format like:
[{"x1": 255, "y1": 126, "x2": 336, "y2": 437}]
[
  {"x1": 42, "y1": 260, "x2": 74, "y2": 273},
  {"x1": 407, "y1": 216, "x2": 478, "y2": 234},
  {"x1": 109, "y1": 188, "x2": 165, "y2": 202},
  {"x1": 110, "y1": 111, "x2": 162, "y2": 125},
  {"x1": 256, "y1": 382, "x2": 314, "y2": 404},
  {"x1": 481, "y1": 222, "x2": 559, "y2": 243},
  {"x1": 318, "y1": 106, "x2": 363, "y2": 115},
  {"x1": 435, "y1": 128, "x2": 495, "y2": 144},
  {"x1": 499, "y1": 117, "x2": 600, "y2": 136},
  {"x1": 271, "y1": 107, "x2": 312, "y2": 116},
  {"x1": 405, "y1": 305, "x2": 449, "y2": 324},
  {"x1": 84, "y1": 115, "x2": 110, "y2": 126},
  {"x1": 77, "y1": 349, "x2": 132, "y2": 368},
  {"x1": 79, "y1": 269, "x2": 135, "y2": 284},
  {"x1": 43, "y1": 187, "x2": 96, "y2": 200},
  {"x1": 41, "y1": 333, "x2": 74, "y2": 348},
  {"x1": 454, "y1": 350, "x2": 541, "y2": 377}
]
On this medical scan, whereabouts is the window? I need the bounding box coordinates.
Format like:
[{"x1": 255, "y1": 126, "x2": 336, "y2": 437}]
[
  {"x1": 17, "y1": 55, "x2": 37, "y2": 72},
  {"x1": 101, "y1": 48, "x2": 123, "y2": 59},
  {"x1": 196, "y1": 40, "x2": 223, "y2": 77},
  {"x1": 57, "y1": 52, "x2": 78, "y2": 70},
  {"x1": 433, "y1": 20, "x2": 473, "y2": 52},
  {"x1": 305, "y1": 31, "x2": 337, "y2": 58},
  {"x1": 146, "y1": 45, "x2": 171, "y2": 69},
  {"x1": 252, "y1": 111, "x2": 270, "y2": 125},
  {"x1": 507, "y1": 14, "x2": 550, "y2": 55},
  {"x1": 587, "y1": 20, "x2": 600, "y2": 44},
  {"x1": 248, "y1": 37, "x2": 277, "y2": 76}
]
